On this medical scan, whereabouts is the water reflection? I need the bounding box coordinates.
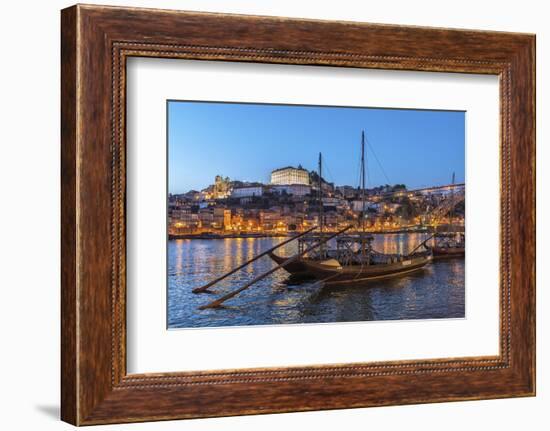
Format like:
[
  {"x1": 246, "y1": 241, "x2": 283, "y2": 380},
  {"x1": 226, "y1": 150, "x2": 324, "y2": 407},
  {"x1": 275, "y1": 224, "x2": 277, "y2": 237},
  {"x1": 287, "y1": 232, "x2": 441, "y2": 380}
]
[{"x1": 167, "y1": 234, "x2": 465, "y2": 329}]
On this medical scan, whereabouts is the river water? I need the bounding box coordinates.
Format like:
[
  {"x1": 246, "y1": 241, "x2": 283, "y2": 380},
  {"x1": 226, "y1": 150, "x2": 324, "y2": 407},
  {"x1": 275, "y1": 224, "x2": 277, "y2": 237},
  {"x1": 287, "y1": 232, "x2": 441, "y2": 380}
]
[{"x1": 167, "y1": 233, "x2": 465, "y2": 329}]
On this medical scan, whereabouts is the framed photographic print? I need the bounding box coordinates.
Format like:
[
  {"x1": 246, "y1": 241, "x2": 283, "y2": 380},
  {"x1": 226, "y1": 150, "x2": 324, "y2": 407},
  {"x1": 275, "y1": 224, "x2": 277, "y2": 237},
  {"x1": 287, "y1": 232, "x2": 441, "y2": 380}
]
[{"x1": 61, "y1": 4, "x2": 535, "y2": 425}]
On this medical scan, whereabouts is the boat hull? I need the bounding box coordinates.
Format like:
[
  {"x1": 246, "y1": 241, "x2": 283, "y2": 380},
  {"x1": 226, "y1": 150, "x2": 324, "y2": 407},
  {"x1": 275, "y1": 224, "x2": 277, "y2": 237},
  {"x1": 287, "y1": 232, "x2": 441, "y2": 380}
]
[
  {"x1": 302, "y1": 255, "x2": 432, "y2": 285},
  {"x1": 431, "y1": 246, "x2": 465, "y2": 259},
  {"x1": 268, "y1": 252, "x2": 312, "y2": 276}
]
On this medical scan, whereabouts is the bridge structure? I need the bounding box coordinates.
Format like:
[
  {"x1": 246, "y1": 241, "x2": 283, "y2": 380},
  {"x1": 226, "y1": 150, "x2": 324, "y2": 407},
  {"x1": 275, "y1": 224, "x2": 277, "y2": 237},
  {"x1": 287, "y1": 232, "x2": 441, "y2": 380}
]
[
  {"x1": 367, "y1": 182, "x2": 465, "y2": 230},
  {"x1": 371, "y1": 182, "x2": 465, "y2": 198},
  {"x1": 410, "y1": 182, "x2": 464, "y2": 195},
  {"x1": 426, "y1": 188, "x2": 465, "y2": 226}
]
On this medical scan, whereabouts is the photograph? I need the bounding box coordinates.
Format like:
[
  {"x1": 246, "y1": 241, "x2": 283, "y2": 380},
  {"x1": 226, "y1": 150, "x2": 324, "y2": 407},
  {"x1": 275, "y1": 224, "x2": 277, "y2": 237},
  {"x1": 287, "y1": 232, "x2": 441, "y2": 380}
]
[{"x1": 167, "y1": 101, "x2": 466, "y2": 329}]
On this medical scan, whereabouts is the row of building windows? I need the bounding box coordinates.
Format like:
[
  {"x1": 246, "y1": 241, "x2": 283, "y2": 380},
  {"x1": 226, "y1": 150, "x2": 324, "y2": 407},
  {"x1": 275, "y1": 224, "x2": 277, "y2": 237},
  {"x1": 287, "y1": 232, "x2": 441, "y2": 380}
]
[{"x1": 270, "y1": 167, "x2": 310, "y2": 186}]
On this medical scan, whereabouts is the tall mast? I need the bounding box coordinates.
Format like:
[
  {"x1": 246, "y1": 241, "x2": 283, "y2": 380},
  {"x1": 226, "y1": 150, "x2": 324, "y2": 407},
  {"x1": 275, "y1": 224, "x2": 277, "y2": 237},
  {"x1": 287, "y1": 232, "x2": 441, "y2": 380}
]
[
  {"x1": 361, "y1": 131, "x2": 366, "y2": 256},
  {"x1": 318, "y1": 153, "x2": 324, "y2": 256},
  {"x1": 361, "y1": 131, "x2": 366, "y2": 233}
]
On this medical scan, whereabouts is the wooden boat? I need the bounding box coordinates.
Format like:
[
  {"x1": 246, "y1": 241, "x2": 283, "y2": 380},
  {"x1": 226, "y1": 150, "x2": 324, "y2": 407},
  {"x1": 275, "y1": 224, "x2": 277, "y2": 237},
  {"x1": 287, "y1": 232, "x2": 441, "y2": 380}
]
[
  {"x1": 431, "y1": 245, "x2": 465, "y2": 258},
  {"x1": 301, "y1": 250, "x2": 432, "y2": 285},
  {"x1": 270, "y1": 131, "x2": 434, "y2": 284},
  {"x1": 429, "y1": 233, "x2": 465, "y2": 259}
]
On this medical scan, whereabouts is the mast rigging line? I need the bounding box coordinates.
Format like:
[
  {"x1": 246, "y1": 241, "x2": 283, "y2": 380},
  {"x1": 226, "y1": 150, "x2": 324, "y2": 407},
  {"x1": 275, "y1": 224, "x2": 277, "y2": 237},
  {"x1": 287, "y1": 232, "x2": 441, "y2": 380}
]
[
  {"x1": 365, "y1": 134, "x2": 391, "y2": 185},
  {"x1": 319, "y1": 153, "x2": 336, "y2": 187},
  {"x1": 408, "y1": 234, "x2": 435, "y2": 255}
]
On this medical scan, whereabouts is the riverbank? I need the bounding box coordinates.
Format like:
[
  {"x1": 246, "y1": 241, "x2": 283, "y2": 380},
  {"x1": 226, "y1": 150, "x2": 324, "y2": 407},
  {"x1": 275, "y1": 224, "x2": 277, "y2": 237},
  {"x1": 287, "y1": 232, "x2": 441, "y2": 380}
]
[
  {"x1": 168, "y1": 227, "x2": 434, "y2": 240},
  {"x1": 168, "y1": 232, "x2": 289, "y2": 240}
]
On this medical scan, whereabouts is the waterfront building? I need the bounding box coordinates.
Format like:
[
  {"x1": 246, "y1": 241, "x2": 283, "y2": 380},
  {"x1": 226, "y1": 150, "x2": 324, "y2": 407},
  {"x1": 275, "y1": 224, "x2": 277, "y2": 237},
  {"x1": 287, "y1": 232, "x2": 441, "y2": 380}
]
[
  {"x1": 231, "y1": 185, "x2": 263, "y2": 198},
  {"x1": 230, "y1": 214, "x2": 244, "y2": 230},
  {"x1": 322, "y1": 197, "x2": 341, "y2": 207},
  {"x1": 198, "y1": 210, "x2": 214, "y2": 226},
  {"x1": 170, "y1": 213, "x2": 200, "y2": 230},
  {"x1": 351, "y1": 200, "x2": 379, "y2": 213},
  {"x1": 336, "y1": 185, "x2": 358, "y2": 198},
  {"x1": 382, "y1": 203, "x2": 401, "y2": 214},
  {"x1": 270, "y1": 165, "x2": 310, "y2": 186},
  {"x1": 324, "y1": 212, "x2": 340, "y2": 228},
  {"x1": 271, "y1": 184, "x2": 311, "y2": 196},
  {"x1": 213, "y1": 208, "x2": 232, "y2": 230},
  {"x1": 259, "y1": 209, "x2": 283, "y2": 230},
  {"x1": 170, "y1": 206, "x2": 192, "y2": 220}
]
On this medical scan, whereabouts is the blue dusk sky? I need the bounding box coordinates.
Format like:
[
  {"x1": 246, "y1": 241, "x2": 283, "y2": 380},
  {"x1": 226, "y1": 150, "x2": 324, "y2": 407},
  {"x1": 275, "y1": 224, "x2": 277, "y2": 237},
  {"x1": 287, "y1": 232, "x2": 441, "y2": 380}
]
[{"x1": 168, "y1": 101, "x2": 465, "y2": 194}]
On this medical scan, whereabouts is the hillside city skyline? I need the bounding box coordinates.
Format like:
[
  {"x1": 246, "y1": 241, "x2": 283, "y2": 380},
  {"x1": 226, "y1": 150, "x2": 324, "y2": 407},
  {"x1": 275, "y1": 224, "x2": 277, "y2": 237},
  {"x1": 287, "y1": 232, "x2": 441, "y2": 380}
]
[
  {"x1": 170, "y1": 164, "x2": 449, "y2": 197},
  {"x1": 168, "y1": 101, "x2": 465, "y2": 194}
]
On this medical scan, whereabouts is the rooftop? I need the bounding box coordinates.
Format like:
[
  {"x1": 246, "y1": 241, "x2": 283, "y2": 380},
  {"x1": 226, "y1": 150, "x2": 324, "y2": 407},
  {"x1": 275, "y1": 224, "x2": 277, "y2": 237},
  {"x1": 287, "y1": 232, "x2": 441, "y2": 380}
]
[{"x1": 271, "y1": 165, "x2": 308, "y2": 174}]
